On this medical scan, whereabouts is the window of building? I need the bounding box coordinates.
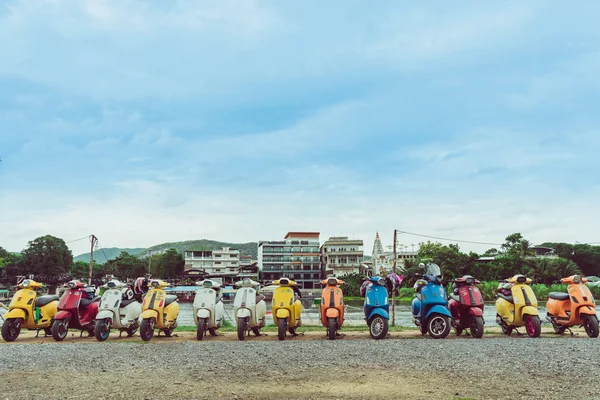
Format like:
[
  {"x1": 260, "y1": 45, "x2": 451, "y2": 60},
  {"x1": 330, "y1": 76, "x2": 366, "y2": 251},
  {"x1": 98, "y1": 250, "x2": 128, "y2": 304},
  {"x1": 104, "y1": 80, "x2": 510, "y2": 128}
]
[
  {"x1": 215, "y1": 261, "x2": 221, "y2": 264},
  {"x1": 215, "y1": 268, "x2": 222, "y2": 272},
  {"x1": 215, "y1": 254, "x2": 222, "y2": 257}
]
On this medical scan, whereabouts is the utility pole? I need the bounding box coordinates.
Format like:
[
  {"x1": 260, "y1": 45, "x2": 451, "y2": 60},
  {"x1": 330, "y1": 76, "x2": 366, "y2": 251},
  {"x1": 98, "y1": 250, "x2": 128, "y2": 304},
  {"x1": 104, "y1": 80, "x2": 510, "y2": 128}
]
[
  {"x1": 392, "y1": 229, "x2": 397, "y2": 327},
  {"x1": 89, "y1": 234, "x2": 98, "y2": 285}
]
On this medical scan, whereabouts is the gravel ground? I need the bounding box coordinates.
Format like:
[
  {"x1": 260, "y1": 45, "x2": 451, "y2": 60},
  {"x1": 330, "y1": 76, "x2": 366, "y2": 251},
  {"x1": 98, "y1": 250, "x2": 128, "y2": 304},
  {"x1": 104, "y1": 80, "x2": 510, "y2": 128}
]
[{"x1": 0, "y1": 332, "x2": 599, "y2": 400}]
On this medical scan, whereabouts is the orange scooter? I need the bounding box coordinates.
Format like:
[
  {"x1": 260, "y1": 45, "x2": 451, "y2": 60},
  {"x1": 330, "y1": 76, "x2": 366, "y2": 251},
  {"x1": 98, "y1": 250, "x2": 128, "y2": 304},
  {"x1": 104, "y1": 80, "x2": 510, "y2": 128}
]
[
  {"x1": 546, "y1": 275, "x2": 599, "y2": 337},
  {"x1": 320, "y1": 277, "x2": 345, "y2": 340}
]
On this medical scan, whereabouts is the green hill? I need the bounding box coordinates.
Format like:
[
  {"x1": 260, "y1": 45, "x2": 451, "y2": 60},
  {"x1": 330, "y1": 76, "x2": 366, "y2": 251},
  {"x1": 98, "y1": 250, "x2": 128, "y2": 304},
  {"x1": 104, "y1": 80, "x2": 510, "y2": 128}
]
[
  {"x1": 73, "y1": 240, "x2": 258, "y2": 264},
  {"x1": 74, "y1": 247, "x2": 146, "y2": 264}
]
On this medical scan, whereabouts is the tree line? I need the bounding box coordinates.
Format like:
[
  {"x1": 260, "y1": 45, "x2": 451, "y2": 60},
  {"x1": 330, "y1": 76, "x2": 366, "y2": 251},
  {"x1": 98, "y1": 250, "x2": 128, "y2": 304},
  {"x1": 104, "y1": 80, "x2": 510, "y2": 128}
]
[
  {"x1": 339, "y1": 232, "x2": 598, "y2": 296},
  {"x1": 0, "y1": 235, "x2": 184, "y2": 284}
]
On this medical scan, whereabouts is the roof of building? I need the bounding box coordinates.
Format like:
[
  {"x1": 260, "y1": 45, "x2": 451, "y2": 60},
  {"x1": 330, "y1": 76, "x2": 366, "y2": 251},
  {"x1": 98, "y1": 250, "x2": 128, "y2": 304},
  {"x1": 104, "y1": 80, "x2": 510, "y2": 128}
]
[
  {"x1": 322, "y1": 238, "x2": 364, "y2": 246},
  {"x1": 284, "y1": 232, "x2": 320, "y2": 239}
]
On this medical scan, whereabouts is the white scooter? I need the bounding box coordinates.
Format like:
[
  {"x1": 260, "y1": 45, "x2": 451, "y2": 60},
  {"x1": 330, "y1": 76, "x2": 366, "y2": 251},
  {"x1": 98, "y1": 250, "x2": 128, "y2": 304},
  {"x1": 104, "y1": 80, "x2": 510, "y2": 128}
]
[
  {"x1": 193, "y1": 279, "x2": 224, "y2": 340},
  {"x1": 233, "y1": 278, "x2": 266, "y2": 341},
  {"x1": 94, "y1": 280, "x2": 143, "y2": 341}
]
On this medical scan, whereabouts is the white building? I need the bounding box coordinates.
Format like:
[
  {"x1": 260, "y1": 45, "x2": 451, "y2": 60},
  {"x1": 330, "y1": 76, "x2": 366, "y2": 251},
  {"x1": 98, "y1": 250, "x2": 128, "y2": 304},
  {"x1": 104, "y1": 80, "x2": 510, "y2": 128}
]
[
  {"x1": 184, "y1": 247, "x2": 240, "y2": 281},
  {"x1": 371, "y1": 232, "x2": 417, "y2": 275},
  {"x1": 321, "y1": 236, "x2": 364, "y2": 277}
]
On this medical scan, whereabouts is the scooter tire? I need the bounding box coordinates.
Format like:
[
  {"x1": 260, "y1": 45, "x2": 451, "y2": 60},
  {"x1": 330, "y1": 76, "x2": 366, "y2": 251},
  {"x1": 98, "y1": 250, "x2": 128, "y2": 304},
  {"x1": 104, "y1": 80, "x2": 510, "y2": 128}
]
[
  {"x1": 126, "y1": 324, "x2": 138, "y2": 337},
  {"x1": 369, "y1": 316, "x2": 388, "y2": 340},
  {"x1": 277, "y1": 318, "x2": 287, "y2": 341},
  {"x1": 583, "y1": 315, "x2": 599, "y2": 338},
  {"x1": 427, "y1": 314, "x2": 450, "y2": 339},
  {"x1": 551, "y1": 322, "x2": 566, "y2": 335},
  {"x1": 140, "y1": 318, "x2": 154, "y2": 342},
  {"x1": 455, "y1": 327, "x2": 463, "y2": 336},
  {"x1": 163, "y1": 328, "x2": 174, "y2": 337},
  {"x1": 94, "y1": 318, "x2": 111, "y2": 342},
  {"x1": 525, "y1": 315, "x2": 541, "y2": 338},
  {"x1": 328, "y1": 318, "x2": 337, "y2": 340},
  {"x1": 51, "y1": 319, "x2": 69, "y2": 342},
  {"x1": 470, "y1": 316, "x2": 484, "y2": 339},
  {"x1": 237, "y1": 317, "x2": 248, "y2": 341},
  {"x1": 500, "y1": 324, "x2": 513, "y2": 336},
  {"x1": 1, "y1": 319, "x2": 21, "y2": 342},
  {"x1": 196, "y1": 319, "x2": 206, "y2": 341}
]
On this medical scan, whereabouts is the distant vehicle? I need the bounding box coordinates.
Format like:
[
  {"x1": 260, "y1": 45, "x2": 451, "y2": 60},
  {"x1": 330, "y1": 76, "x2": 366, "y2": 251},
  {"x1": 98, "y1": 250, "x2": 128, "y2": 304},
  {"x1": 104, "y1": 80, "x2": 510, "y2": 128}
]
[{"x1": 585, "y1": 276, "x2": 600, "y2": 287}]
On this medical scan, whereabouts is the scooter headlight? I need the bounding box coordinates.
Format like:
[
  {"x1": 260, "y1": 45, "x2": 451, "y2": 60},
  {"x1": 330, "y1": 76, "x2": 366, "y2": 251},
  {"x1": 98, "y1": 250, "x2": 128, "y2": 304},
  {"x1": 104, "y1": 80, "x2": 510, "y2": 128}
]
[
  {"x1": 67, "y1": 281, "x2": 77, "y2": 289},
  {"x1": 327, "y1": 278, "x2": 338, "y2": 286},
  {"x1": 107, "y1": 281, "x2": 116, "y2": 288},
  {"x1": 573, "y1": 275, "x2": 582, "y2": 284},
  {"x1": 202, "y1": 281, "x2": 213, "y2": 288},
  {"x1": 465, "y1": 277, "x2": 474, "y2": 285},
  {"x1": 516, "y1": 276, "x2": 527, "y2": 283},
  {"x1": 375, "y1": 277, "x2": 385, "y2": 286},
  {"x1": 21, "y1": 279, "x2": 30, "y2": 288},
  {"x1": 150, "y1": 280, "x2": 160, "y2": 288}
]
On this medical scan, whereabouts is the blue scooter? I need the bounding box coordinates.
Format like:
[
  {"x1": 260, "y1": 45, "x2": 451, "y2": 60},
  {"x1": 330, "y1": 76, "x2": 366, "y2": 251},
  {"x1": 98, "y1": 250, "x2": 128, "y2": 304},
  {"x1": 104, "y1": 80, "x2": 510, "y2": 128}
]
[
  {"x1": 411, "y1": 263, "x2": 452, "y2": 339},
  {"x1": 362, "y1": 276, "x2": 389, "y2": 339}
]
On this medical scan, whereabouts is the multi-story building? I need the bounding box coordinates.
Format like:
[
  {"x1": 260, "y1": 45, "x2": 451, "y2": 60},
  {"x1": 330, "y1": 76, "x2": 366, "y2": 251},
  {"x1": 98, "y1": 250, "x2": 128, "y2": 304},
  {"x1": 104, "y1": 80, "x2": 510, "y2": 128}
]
[
  {"x1": 321, "y1": 236, "x2": 364, "y2": 277},
  {"x1": 184, "y1": 247, "x2": 240, "y2": 284},
  {"x1": 258, "y1": 232, "x2": 322, "y2": 289},
  {"x1": 371, "y1": 232, "x2": 417, "y2": 275}
]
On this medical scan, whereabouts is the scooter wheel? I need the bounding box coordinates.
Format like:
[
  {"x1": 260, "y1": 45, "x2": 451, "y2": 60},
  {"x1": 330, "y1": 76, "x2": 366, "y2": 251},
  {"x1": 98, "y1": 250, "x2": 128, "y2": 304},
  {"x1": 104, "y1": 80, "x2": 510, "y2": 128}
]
[
  {"x1": 277, "y1": 318, "x2": 287, "y2": 341},
  {"x1": 525, "y1": 315, "x2": 541, "y2": 338},
  {"x1": 163, "y1": 328, "x2": 174, "y2": 337},
  {"x1": 208, "y1": 328, "x2": 218, "y2": 337},
  {"x1": 51, "y1": 319, "x2": 69, "y2": 342},
  {"x1": 94, "y1": 318, "x2": 111, "y2": 342},
  {"x1": 369, "y1": 316, "x2": 388, "y2": 340},
  {"x1": 237, "y1": 317, "x2": 247, "y2": 341},
  {"x1": 251, "y1": 327, "x2": 261, "y2": 336},
  {"x1": 140, "y1": 318, "x2": 155, "y2": 342},
  {"x1": 500, "y1": 324, "x2": 513, "y2": 336},
  {"x1": 1, "y1": 319, "x2": 21, "y2": 342},
  {"x1": 196, "y1": 319, "x2": 206, "y2": 341},
  {"x1": 470, "y1": 316, "x2": 484, "y2": 339},
  {"x1": 552, "y1": 322, "x2": 566, "y2": 335},
  {"x1": 427, "y1": 314, "x2": 450, "y2": 339},
  {"x1": 583, "y1": 315, "x2": 599, "y2": 338},
  {"x1": 328, "y1": 318, "x2": 337, "y2": 340}
]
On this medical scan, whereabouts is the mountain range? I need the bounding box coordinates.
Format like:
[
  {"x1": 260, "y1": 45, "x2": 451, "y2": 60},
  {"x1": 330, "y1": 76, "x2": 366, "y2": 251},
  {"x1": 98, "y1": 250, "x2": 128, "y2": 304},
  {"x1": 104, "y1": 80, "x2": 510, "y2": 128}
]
[{"x1": 74, "y1": 239, "x2": 259, "y2": 264}]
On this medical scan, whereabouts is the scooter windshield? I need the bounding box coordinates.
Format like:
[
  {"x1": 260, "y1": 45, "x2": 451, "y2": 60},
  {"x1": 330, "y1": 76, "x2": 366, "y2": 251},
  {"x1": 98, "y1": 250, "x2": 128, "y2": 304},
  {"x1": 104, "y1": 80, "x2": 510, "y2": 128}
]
[{"x1": 426, "y1": 263, "x2": 441, "y2": 277}]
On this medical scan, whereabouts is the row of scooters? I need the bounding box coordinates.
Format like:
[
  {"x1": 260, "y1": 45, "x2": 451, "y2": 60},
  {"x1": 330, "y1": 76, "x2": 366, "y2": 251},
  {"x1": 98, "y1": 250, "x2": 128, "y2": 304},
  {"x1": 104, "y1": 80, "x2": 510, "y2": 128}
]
[{"x1": 2, "y1": 263, "x2": 599, "y2": 342}]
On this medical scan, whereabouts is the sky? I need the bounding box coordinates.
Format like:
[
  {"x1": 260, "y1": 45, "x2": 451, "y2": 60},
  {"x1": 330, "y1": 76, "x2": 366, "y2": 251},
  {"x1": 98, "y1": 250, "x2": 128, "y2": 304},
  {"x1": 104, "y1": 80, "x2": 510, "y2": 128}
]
[{"x1": 1, "y1": 0, "x2": 600, "y2": 257}]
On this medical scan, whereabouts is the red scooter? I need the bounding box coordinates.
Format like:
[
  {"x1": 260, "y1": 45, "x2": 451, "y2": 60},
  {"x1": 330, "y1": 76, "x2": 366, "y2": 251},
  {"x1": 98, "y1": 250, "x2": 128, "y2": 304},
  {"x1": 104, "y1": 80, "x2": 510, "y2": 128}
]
[
  {"x1": 51, "y1": 280, "x2": 100, "y2": 341},
  {"x1": 448, "y1": 275, "x2": 485, "y2": 338}
]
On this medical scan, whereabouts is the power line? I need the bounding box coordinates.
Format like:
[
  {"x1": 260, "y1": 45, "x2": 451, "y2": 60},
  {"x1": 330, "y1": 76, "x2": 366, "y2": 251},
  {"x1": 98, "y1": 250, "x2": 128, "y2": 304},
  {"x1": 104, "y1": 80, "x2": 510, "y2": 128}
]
[
  {"x1": 395, "y1": 229, "x2": 503, "y2": 246},
  {"x1": 65, "y1": 236, "x2": 90, "y2": 244}
]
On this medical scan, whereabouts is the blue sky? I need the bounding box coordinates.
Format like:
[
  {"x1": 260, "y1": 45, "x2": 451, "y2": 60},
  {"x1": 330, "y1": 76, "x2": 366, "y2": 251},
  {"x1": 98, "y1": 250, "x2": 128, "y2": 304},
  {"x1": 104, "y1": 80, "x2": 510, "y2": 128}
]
[{"x1": 1, "y1": 0, "x2": 599, "y2": 256}]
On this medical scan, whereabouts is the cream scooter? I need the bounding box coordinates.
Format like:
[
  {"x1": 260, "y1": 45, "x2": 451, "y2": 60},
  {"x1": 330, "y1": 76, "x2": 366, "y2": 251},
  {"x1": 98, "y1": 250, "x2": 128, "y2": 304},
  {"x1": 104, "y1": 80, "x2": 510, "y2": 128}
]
[
  {"x1": 94, "y1": 280, "x2": 143, "y2": 341},
  {"x1": 233, "y1": 278, "x2": 266, "y2": 341},
  {"x1": 193, "y1": 279, "x2": 225, "y2": 340}
]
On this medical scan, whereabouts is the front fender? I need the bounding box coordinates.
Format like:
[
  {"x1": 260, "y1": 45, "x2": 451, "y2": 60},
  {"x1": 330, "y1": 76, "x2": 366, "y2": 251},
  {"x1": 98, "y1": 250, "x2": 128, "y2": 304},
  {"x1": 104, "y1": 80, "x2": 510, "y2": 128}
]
[
  {"x1": 425, "y1": 305, "x2": 452, "y2": 319},
  {"x1": 578, "y1": 305, "x2": 597, "y2": 315},
  {"x1": 276, "y1": 309, "x2": 290, "y2": 319},
  {"x1": 141, "y1": 309, "x2": 158, "y2": 320},
  {"x1": 4, "y1": 308, "x2": 27, "y2": 320},
  {"x1": 54, "y1": 310, "x2": 73, "y2": 321},
  {"x1": 96, "y1": 310, "x2": 115, "y2": 321},
  {"x1": 325, "y1": 308, "x2": 340, "y2": 319},
  {"x1": 467, "y1": 307, "x2": 484, "y2": 317},
  {"x1": 368, "y1": 307, "x2": 389, "y2": 321},
  {"x1": 197, "y1": 309, "x2": 210, "y2": 319},
  {"x1": 520, "y1": 306, "x2": 539, "y2": 318},
  {"x1": 236, "y1": 308, "x2": 251, "y2": 319}
]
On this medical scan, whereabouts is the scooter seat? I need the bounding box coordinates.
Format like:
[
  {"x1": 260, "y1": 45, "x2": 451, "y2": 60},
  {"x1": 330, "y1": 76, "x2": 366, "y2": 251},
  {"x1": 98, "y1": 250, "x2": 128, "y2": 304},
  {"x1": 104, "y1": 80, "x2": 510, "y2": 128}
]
[
  {"x1": 120, "y1": 299, "x2": 135, "y2": 308},
  {"x1": 548, "y1": 292, "x2": 570, "y2": 301},
  {"x1": 36, "y1": 295, "x2": 59, "y2": 307},
  {"x1": 497, "y1": 294, "x2": 513, "y2": 303},
  {"x1": 164, "y1": 295, "x2": 177, "y2": 307}
]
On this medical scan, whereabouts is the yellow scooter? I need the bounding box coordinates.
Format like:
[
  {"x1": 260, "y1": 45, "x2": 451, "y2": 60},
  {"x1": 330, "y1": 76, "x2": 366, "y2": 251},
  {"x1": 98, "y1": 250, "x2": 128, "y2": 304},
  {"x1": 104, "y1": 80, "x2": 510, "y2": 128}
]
[
  {"x1": 272, "y1": 278, "x2": 303, "y2": 341},
  {"x1": 139, "y1": 279, "x2": 180, "y2": 341},
  {"x1": 1, "y1": 279, "x2": 59, "y2": 341},
  {"x1": 495, "y1": 274, "x2": 541, "y2": 338}
]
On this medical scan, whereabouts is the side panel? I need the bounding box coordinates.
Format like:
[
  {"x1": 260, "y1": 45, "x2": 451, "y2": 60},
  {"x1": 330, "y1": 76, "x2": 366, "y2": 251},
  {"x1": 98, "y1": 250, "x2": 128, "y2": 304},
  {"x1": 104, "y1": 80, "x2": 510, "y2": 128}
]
[
  {"x1": 495, "y1": 297, "x2": 515, "y2": 324},
  {"x1": 58, "y1": 290, "x2": 81, "y2": 310}
]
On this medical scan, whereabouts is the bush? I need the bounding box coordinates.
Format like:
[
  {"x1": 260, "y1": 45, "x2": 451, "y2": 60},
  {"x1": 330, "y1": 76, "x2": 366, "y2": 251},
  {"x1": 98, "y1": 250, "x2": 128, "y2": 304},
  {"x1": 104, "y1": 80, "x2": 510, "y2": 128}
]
[
  {"x1": 531, "y1": 284, "x2": 549, "y2": 301},
  {"x1": 479, "y1": 281, "x2": 500, "y2": 301}
]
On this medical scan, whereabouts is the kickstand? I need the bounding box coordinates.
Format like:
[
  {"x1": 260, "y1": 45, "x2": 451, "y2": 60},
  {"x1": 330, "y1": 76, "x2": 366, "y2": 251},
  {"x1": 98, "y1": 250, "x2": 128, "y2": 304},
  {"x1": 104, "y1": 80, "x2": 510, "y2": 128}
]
[
  {"x1": 80, "y1": 330, "x2": 84, "y2": 337},
  {"x1": 119, "y1": 331, "x2": 123, "y2": 338},
  {"x1": 35, "y1": 330, "x2": 40, "y2": 338},
  {"x1": 567, "y1": 327, "x2": 574, "y2": 336},
  {"x1": 514, "y1": 329, "x2": 522, "y2": 336}
]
